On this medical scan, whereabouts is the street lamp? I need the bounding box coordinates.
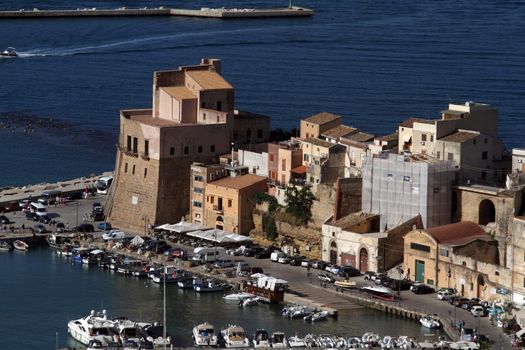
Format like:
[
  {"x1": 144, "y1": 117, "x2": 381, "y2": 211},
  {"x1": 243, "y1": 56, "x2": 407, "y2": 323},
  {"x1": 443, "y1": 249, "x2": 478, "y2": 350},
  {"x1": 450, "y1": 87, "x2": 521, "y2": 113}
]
[
  {"x1": 76, "y1": 201, "x2": 79, "y2": 227},
  {"x1": 397, "y1": 265, "x2": 403, "y2": 305}
]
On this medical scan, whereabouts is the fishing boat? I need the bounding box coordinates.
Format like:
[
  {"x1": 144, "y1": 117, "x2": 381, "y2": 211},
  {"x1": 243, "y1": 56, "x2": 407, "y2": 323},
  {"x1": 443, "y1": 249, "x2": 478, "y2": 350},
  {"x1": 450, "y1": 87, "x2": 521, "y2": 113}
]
[
  {"x1": 0, "y1": 241, "x2": 12, "y2": 252},
  {"x1": 220, "y1": 325, "x2": 250, "y2": 348},
  {"x1": 252, "y1": 329, "x2": 271, "y2": 348},
  {"x1": 13, "y1": 240, "x2": 28, "y2": 251},
  {"x1": 245, "y1": 275, "x2": 288, "y2": 303},
  {"x1": 1, "y1": 47, "x2": 17, "y2": 57},
  {"x1": 270, "y1": 331, "x2": 288, "y2": 348},
  {"x1": 177, "y1": 277, "x2": 194, "y2": 289},
  {"x1": 419, "y1": 314, "x2": 441, "y2": 329},
  {"x1": 288, "y1": 334, "x2": 306, "y2": 348},
  {"x1": 194, "y1": 280, "x2": 228, "y2": 293},
  {"x1": 192, "y1": 322, "x2": 218, "y2": 347},
  {"x1": 223, "y1": 292, "x2": 255, "y2": 301}
]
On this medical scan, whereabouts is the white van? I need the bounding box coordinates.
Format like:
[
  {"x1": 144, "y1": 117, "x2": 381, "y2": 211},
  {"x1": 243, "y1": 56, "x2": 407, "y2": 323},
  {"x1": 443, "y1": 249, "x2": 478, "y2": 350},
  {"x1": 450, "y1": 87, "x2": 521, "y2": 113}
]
[
  {"x1": 38, "y1": 190, "x2": 62, "y2": 205},
  {"x1": 192, "y1": 247, "x2": 227, "y2": 264},
  {"x1": 30, "y1": 202, "x2": 47, "y2": 216},
  {"x1": 270, "y1": 251, "x2": 287, "y2": 262}
]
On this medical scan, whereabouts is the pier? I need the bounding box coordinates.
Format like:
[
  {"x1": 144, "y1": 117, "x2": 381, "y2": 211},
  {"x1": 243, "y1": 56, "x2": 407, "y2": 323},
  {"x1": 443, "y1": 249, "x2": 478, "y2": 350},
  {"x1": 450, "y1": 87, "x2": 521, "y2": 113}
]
[{"x1": 0, "y1": 7, "x2": 313, "y2": 19}]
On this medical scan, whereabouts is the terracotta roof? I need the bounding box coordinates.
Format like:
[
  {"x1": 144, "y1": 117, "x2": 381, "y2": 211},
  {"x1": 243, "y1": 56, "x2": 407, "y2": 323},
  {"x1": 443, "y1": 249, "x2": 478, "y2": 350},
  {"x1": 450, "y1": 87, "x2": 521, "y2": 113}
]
[
  {"x1": 303, "y1": 112, "x2": 342, "y2": 125},
  {"x1": 302, "y1": 137, "x2": 335, "y2": 148},
  {"x1": 426, "y1": 221, "x2": 486, "y2": 244},
  {"x1": 439, "y1": 131, "x2": 479, "y2": 143},
  {"x1": 186, "y1": 70, "x2": 233, "y2": 90},
  {"x1": 330, "y1": 212, "x2": 378, "y2": 232},
  {"x1": 339, "y1": 138, "x2": 368, "y2": 150},
  {"x1": 321, "y1": 125, "x2": 357, "y2": 139},
  {"x1": 291, "y1": 165, "x2": 307, "y2": 174},
  {"x1": 399, "y1": 117, "x2": 434, "y2": 128},
  {"x1": 162, "y1": 86, "x2": 196, "y2": 100},
  {"x1": 342, "y1": 131, "x2": 375, "y2": 143},
  {"x1": 208, "y1": 174, "x2": 267, "y2": 190},
  {"x1": 375, "y1": 132, "x2": 398, "y2": 143}
]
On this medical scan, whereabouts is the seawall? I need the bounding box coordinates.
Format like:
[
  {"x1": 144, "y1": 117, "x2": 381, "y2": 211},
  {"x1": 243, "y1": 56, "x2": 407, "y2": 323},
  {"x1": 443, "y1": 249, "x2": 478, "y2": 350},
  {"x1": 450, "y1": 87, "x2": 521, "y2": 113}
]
[{"x1": 0, "y1": 7, "x2": 313, "y2": 19}]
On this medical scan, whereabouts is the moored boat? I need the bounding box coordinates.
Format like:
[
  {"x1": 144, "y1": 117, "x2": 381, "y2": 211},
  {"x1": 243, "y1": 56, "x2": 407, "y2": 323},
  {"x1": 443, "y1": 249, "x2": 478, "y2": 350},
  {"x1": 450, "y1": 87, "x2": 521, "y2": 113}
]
[
  {"x1": 13, "y1": 240, "x2": 29, "y2": 251},
  {"x1": 67, "y1": 309, "x2": 116, "y2": 345},
  {"x1": 0, "y1": 240, "x2": 12, "y2": 252},
  {"x1": 270, "y1": 331, "x2": 288, "y2": 348},
  {"x1": 334, "y1": 279, "x2": 357, "y2": 289},
  {"x1": 303, "y1": 310, "x2": 329, "y2": 322},
  {"x1": 252, "y1": 329, "x2": 270, "y2": 348},
  {"x1": 419, "y1": 314, "x2": 441, "y2": 329},
  {"x1": 194, "y1": 280, "x2": 228, "y2": 293},
  {"x1": 220, "y1": 324, "x2": 250, "y2": 348},
  {"x1": 1, "y1": 47, "x2": 17, "y2": 57},
  {"x1": 192, "y1": 322, "x2": 218, "y2": 347},
  {"x1": 361, "y1": 285, "x2": 397, "y2": 301},
  {"x1": 288, "y1": 334, "x2": 306, "y2": 348},
  {"x1": 223, "y1": 292, "x2": 255, "y2": 301}
]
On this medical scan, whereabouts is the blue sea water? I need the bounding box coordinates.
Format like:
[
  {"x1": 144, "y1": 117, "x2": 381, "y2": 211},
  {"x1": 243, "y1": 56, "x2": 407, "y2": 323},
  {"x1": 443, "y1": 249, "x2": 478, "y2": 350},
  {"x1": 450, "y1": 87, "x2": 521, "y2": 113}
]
[{"x1": 0, "y1": 0, "x2": 524, "y2": 187}]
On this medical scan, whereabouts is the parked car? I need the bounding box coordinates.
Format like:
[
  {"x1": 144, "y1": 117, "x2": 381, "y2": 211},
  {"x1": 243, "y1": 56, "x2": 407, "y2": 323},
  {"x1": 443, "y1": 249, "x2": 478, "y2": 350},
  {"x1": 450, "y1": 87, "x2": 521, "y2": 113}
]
[
  {"x1": 33, "y1": 224, "x2": 49, "y2": 233},
  {"x1": 170, "y1": 248, "x2": 187, "y2": 259},
  {"x1": 363, "y1": 271, "x2": 377, "y2": 280},
  {"x1": 338, "y1": 266, "x2": 360, "y2": 277},
  {"x1": 374, "y1": 274, "x2": 390, "y2": 285},
  {"x1": 98, "y1": 221, "x2": 112, "y2": 230},
  {"x1": 254, "y1": 248, "x2": 272, "y2": 259},
  {"x1": 471, "y1": 305, "x2": 485, "y2": 317},
  {"x1": 387, "y1": 279, "x2": 412, "y2": 291},
  {"x1": 411, "y1": 284, "x2": 435, "y2": 294},
  {"x1": 0, "y1": 215, "x2": 10, "y2": 224},
  {"x1": 278, "y1": 256, "x2": 291, "y2": 264},
  {"x1": 301, "y1": 259, "x2": 312, "y2": 268},
  {"x1": 38, "y1": 215, "x2": 51, "y2": 224},
  {"x1": 289, "y1": 256, "x2": 305, "y2": 266},
  {"x1": 72, "y1": 224, "x2": 95, "y2": 232},
  {"x1": 312, "y1": 260, "x2": 328, "y2": 270},
  {"x1": 56, "y1": 222, "x2": 66, "y2": 233},
  {"x1": 460, "y1": 300, "x2": 477, "y2": 310},
  {"x1": 213, "y1": 259, "x2": 235, "y2": 268},
  {"x1": 92, "y1": 210, "x2": 105, "y2": 221},
  {"x1": 453, "y1": 297, "x2": 470, "y2": 307},
  {"x1": 25, "y1": 211, "x2": 38, "y2": 221},
  {"x1": 437, "y1": 287, "x2": 458, "y2": 295},
  {"x1": 244, "y1": 246, "x2": 264, "y2": 257},
  {"x1": 92, "y1": 202, "x2": 103, "y2": 212},
  {"x1": 65, "y1": 191, "x2": 83, "y2": 200},
  {"x1": 325, "y1": 264, "x2": 342, "y2": 275},
  {"x1": 318, "y1": 272, "x2": 336, "y2": 283},
  {"x1": 3, "y1": 202, "x2": 19, "y2": 213},
  {"x1": 102, "y1": 230, "x2": 125, "y2": 241},
  {"x1": 437, "y1": 290, "x2": 455, "y2": 300}
]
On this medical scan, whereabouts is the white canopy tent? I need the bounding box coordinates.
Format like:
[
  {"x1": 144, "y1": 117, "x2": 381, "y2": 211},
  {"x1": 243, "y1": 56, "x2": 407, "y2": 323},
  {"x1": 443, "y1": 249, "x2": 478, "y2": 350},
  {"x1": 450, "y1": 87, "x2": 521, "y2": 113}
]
[
  {"x1": 130, "y1": 235, "x2": 145, "y2": 246},
  {"x1": 186, "y1": 228, "x2": 252, "y2": 244},
  {"x1": 155, "y1": 219, "x2": 209, "y2": 234}
]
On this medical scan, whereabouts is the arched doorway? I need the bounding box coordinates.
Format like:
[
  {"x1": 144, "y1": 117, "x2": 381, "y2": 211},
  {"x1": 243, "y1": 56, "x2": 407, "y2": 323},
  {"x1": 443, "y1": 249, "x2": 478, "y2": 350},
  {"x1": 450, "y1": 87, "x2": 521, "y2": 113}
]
[
  {"x1": 329, "y1": 241, "x2": 338, "y2": 265},
  {"x1": 359, "y1": 248, "x2": 368, "y2": 272},
  {"x1": 477, "y1": 274, "x2": 485, "y2": 299},
  {"x1": 479, "y1": 199, "x2": 495, "y2": 225}
]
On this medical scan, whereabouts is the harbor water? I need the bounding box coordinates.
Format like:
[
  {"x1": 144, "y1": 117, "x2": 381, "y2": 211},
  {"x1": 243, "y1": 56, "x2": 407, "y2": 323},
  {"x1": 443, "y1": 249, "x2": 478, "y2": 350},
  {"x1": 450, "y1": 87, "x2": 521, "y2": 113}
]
[
  {"x1": 1, "y1": 0, "x2": 525, "y2": 186},
  {"x1": 0, "y1": 247, "x2": 447, "y2": 349}
]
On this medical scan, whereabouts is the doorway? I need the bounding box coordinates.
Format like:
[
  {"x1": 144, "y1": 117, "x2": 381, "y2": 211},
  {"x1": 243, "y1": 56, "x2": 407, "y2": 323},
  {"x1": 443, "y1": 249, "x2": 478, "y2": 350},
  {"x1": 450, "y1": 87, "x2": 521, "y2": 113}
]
[
  {"x1": 415, "y1": 260, "x2": 425, "y2": 283},
  {"x1": 359, "y1": 248, "x2": 368, "y2": 272}
]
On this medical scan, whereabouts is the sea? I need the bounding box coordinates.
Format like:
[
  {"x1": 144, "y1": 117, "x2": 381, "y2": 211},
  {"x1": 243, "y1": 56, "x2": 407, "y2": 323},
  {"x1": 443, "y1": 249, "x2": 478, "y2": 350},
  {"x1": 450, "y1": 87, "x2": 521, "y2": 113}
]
[
  {"x1": 0, "y1": 0, "x2": 524, "y2": 187},
  {"x1": 0, "y1": 247, "x2": 447, "y2": 349}
]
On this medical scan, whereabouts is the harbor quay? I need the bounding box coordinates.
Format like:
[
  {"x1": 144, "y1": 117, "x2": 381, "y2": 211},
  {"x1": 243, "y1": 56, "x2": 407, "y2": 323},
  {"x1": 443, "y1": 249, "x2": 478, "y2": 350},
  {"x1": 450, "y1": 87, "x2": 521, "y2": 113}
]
[
  {"x1": 0, "y1": 179, "x2": 513, "y2": 349},
  {"x1": 0, "y1": 6, "x2": 314, "y2": 19}
]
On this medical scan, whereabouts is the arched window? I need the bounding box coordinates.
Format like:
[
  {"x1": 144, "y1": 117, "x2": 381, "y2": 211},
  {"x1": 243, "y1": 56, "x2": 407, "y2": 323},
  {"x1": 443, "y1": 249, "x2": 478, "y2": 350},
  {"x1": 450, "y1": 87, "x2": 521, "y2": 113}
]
[{"x1": 479, "y1": 199, "x2": 496, "y2": 225}]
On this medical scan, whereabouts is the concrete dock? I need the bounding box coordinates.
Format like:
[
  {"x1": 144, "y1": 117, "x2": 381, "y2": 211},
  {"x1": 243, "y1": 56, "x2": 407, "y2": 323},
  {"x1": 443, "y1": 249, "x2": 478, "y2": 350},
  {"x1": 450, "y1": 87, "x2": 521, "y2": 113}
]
[{"x1": 0, "y1": 7, "x2": 313, "y2": 19}]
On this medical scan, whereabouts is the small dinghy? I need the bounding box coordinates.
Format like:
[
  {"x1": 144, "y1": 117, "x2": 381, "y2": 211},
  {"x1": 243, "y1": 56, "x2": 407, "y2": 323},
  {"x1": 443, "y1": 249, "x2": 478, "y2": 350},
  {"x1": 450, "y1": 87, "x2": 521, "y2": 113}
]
[
  {"x1": 13, "y1": 240, "x2": 29, "y2": 251},
  {"x1": 0, "y1": 241, "x2": 12, "y2": 252}
]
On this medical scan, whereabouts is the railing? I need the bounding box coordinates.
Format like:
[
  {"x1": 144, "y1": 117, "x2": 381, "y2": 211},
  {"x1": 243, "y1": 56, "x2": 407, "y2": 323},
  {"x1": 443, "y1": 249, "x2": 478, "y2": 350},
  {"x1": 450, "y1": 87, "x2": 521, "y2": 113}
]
[
  {"x1": 116, "y1": 144, "x2": 138, "y2": 158},
  {"x1": 140, "y1": 152, "x2": 150, "y2": 161},
  {"x1": 213, "y1": 205, "x2": 224, "y2": 214}
]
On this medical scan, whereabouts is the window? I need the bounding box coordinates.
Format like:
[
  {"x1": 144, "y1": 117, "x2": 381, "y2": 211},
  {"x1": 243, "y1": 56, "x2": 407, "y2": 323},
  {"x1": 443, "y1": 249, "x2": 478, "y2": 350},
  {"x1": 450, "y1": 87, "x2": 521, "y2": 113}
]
[
  {"x1": 194, "y1": 187, "x2": 204, "y2": 194},
  {"x1": 132, "y1": 137, "x2": 138, "y2": 154},
  {"x1": 124, "y1": 162, "x2": 128, "y2": 173},
  {"x1": 410, "y1": 242, "x2": 430, "y2": 253},
  {"x1": 228, "y1": 199, "x2": 232, "y2": 207},
  {"x1": 192, "y1": 201, "x2": 202, "y2": 208},
  {"x1": 282, "y1": 159, "x2": 286, "y2": 171},
  {"x1": 482, "y1": 151, "x2": 488, "y2": 160},
  {"x1": 170, "y1": 147, "x2": 174, "y2": 155},
  {"x1": 198, "y1": 146, "x2": 203, "y2": 153},
  {"x1": 184, "y1": 146, "x2": 189, "y2": 155},
  {"x1": 201, "y1": 102, "x2": 206, "y2": 108},
  {"x1": 210, "y1": 145, "x2": 215, "y2": 152},
  {"x1": 257, "y1": 129, "x2": 263, "y2": 138},
  {"x1": 144, "y1": 168, "x2": 147, "y2": 178},
  {"x1": 217, "y1": 101, "x2": 222, "y2": 111},
  {"x1": 132, "y1": 164, "x2": 136, "y2": 175},
  {"x1": 126, "y1": 135, "x2": 132, "y2": 152},
  {"x1": 203, "y1": 113, "x2": 206, "y2": 121},
  {"x1": 304, "y1": 154, "x2": 309, "y2": 162},
  {"x1": 430, "y1": 135, "x2": 434, "y2": 142},
  {"x1": 422, "y1": 134, "x2": 427, "y2": 142},
  {"x1": 437, "y1": 151, "x2": 441, "y2": 159},
  {"x1": 485, "y1": 138, "x2": 488, "y2": 144},
  {"x1": 144, "y1": 140, "x2": 149, "y2": 157},
  {"x1": 447, "y1": 152, "x2": 454, "y2": 161},
  {"x1": 193, "y1": 175, "x2": 204, "y2": 182},
  {"x1": 216, "y1": 116, "x2": 219, "y2": 122},
  {"x1": 210, "y1": 196, "x2": 214, "y2": 204},
  {"x1": 269, "y1": 154, "x2": 274, "y2": 161},
  {"x1": 439, "y1": 248, "x2": 449, "y2": 257}
]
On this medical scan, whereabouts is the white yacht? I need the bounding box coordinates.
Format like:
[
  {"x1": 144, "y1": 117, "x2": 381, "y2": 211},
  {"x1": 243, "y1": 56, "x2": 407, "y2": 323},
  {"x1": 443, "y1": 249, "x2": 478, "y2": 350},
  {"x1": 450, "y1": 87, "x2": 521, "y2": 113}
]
[
  {"x1": 270, "y1": 332, "x2": 288, "y2": 348},
  {"x1": 419, "y1": 314, "x2": 441, "y2": 329},
  {"x1": 252, "y1": 329, "x2": 271, "y2": 348},
  {"x1": 288, "y1": 334, "x2": 306, "y2": 348},
  {"x1": 192, "y1": 322, "x2": 218, "y2": 347},
  {"x1": 112, "y1": 317, "x2": 151, "y2": 343},
  {"x1": 221, "y1": 325, "x2": 250, "y2": 348},
  {"x1": 67, "y1": 310, "x2": 116, "y2": 345},
  {"x1": 223, "y1": 292, "x2": 254, "y2": 301}
]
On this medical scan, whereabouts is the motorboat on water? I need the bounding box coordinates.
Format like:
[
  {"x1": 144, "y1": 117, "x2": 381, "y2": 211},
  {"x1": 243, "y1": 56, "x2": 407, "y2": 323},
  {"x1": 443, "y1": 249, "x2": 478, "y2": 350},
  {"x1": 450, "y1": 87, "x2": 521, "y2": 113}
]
[
  {"x1": 270, "y1": 331, "x2": 288, "y2": 348},
  {"x1": 239, "y1": 296, "x2": 260, "y2": 307},
  {"x1": 223, "y1": 292, "x2": 255, "y2": 301},
  {"x1": 112, "y1": 317, "x2": 151, "y2": 343},
  {"x1": 288, "y1": 334, "x2": 306, "y2": 348},
  {"x1": 0, "y1": 240, "x2": 12, "y2": 252},
  {"x1": 220, "y1": 324, "x2": 250, "y2": 348},
  {"x1": 67, "y1": 309, "x2": 116, "y2": 345},
  {"x1": 419, "y1": 314, "x2": 442, "y2": 329},
  {"x1": 152, "y1": 268, "x2": 189, "y2": 284},
  {"x1": 142, "y1": 324, "x2": 173, "y2": 347},
  {"x1": 303, "y1": 310, "x2": 329, "y2": 322},
  {"x1": 13, "y1": 240, "x2": 29, "y2": 251},
  {"x1": 1, "y1": 47, "x2": 17, "y2": 57},
  {"x1": 177, "y1": 277, "x2": 194, "y2": 289},
  {"x1": 194, "y1": 280, "x2": 229, "y2": 293},
  {"x1": 192, "y1": 322, "x2": 218, "y2": 347},
  {"x1": 252, "y1": 329, "x2": 271, "y2": 348},
  {"x1": 47, "y1": 233, "x2": 73, "y2": 249},
  {"x1": 282, "y1": 305, "x2": 316, "y2": 318}
]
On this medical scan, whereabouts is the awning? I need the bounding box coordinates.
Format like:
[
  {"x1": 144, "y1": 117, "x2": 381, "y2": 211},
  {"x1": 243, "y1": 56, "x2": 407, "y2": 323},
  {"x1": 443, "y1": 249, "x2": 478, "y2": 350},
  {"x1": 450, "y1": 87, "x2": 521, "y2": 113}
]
[
  {"x1": 155, "y1": 220, "x2": 209, "y2": 234},
  {"x1": 186, "y1": 229, "x2": 252, "y2": 244},
  {"x1": 291, "y1": 165, "x2": 307, "y2": 174},
  {"x1": 402, "y1": 135, "x2": 412, "y2": 143},
  {"x1": 130, "y1": 235, "x2": 145, "y2": 246}
]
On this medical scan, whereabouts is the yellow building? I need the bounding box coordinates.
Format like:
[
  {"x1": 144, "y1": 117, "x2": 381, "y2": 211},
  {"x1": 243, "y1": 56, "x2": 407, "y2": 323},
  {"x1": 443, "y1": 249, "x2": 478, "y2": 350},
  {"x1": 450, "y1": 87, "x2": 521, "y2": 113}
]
[
  {"x1": 300, "y1": 112, "x2": 342, "y2": 139},
  {"x1": 204, "y1": 174, "x2": 268, "y2": 234},
  {"x1": 403, "y1": 221, "x2": 504, "y2": 299}
]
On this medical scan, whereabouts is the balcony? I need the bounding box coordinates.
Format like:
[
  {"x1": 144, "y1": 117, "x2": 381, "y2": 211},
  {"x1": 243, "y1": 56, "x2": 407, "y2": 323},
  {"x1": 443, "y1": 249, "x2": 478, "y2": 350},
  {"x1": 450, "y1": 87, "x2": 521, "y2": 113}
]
[
  {"x1": 213, "y1": 205, "x2": 224, "y2": 215},
  {"x1": 117, "y1": 144, "x2": 138, "y2": 158},
  {"x1": 140, "y1": 152, "x2": 150, "y2": 161}
]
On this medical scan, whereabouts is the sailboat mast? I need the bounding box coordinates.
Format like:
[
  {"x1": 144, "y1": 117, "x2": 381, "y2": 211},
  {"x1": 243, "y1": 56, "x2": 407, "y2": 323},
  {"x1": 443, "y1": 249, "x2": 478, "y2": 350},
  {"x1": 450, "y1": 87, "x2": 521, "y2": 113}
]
[{"x1": 163, "y1": 270, "x2": 167, "y2": 350}]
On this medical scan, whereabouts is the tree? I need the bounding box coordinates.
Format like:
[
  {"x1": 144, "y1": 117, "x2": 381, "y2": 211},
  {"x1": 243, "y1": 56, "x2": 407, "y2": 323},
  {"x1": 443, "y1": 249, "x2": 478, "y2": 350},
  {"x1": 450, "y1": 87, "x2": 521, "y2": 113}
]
[{"x1": 284, "y1": 181, "x2": 315, "y2": 225}]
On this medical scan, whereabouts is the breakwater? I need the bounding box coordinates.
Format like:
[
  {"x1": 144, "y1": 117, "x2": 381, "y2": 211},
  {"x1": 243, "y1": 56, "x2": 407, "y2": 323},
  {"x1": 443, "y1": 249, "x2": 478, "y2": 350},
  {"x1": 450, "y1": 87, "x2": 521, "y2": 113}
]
[{"x1": 0, "y1": 7, "x2": 313, "y2": 19}]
